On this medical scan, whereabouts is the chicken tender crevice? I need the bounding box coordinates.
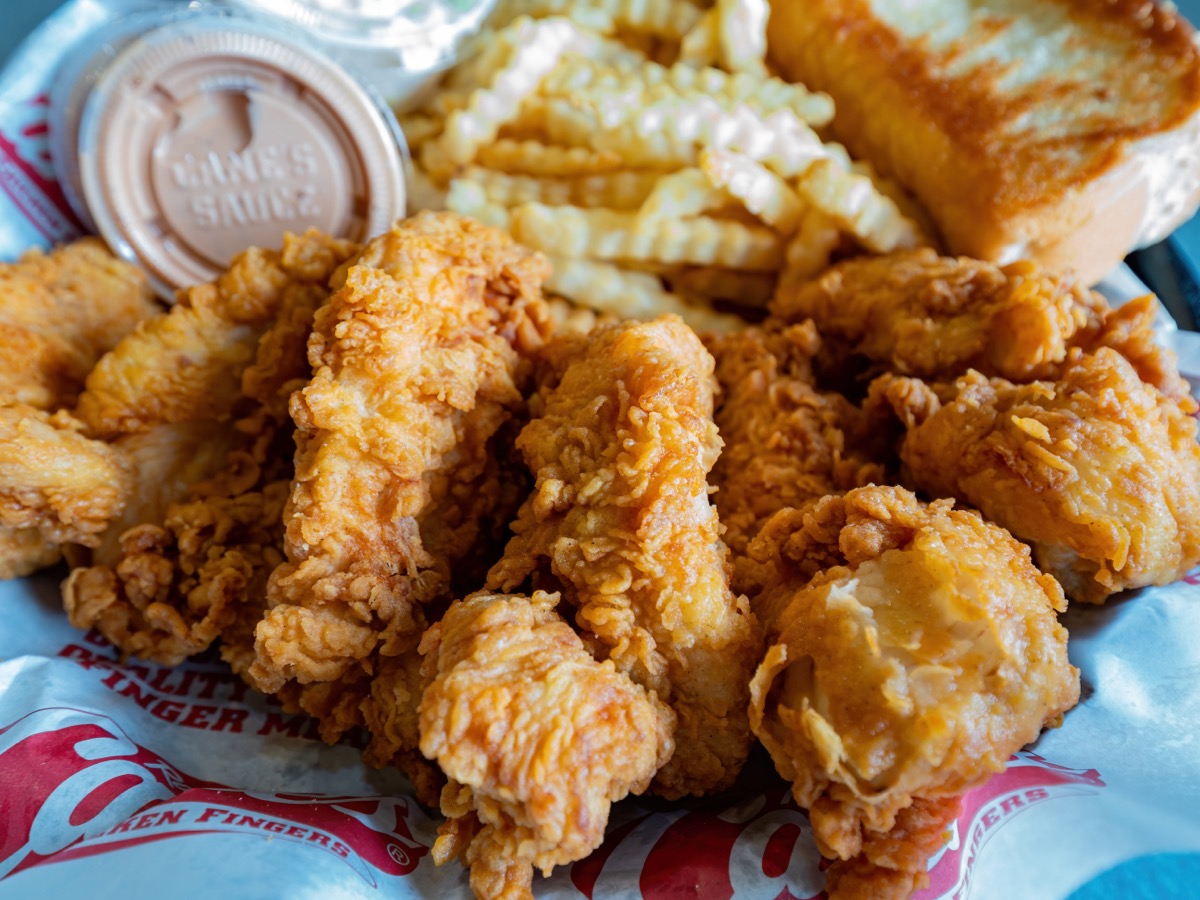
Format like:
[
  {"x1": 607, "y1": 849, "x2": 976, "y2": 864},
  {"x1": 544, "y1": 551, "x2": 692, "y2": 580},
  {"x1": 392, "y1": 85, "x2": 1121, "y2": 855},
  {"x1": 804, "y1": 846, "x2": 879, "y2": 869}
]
[
  {"x1": 489, "y1": 316, "x2": 759, "y2": 799},
  {"x1": 772, "y1": 248, "x2": 1195, "y2": 407},
  {"x1": 707, "y1": 320, "x2": 887, "y2": 599}
]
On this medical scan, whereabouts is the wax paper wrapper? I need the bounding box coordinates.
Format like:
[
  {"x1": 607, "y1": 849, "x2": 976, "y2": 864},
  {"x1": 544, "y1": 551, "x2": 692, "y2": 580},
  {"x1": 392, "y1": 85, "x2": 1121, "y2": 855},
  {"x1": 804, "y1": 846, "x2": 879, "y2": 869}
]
[{"x1": 3, "y1": 5, "x2": 1200, "y2": 899}]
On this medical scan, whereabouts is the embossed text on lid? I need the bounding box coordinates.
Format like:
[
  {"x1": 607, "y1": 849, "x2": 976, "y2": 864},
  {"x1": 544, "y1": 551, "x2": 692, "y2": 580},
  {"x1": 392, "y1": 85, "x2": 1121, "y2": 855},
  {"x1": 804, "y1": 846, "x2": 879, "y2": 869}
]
[{"x1": 77, "y1": 12, "x2": 405, "y2": 296}]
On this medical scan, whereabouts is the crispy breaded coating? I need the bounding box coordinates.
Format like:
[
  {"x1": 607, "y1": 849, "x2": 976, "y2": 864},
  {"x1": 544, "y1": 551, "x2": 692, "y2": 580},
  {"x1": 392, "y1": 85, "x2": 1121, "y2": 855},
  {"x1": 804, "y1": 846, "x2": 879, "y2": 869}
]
[
  {"x1": 771, "y1": 249, "x2": 1198, "y2": 408},
  {"x1": 0, "y1": 403, "x2": 130, "y2": 579},
  {"x1": 0, "y1": 238, "x2": 158, "y2": 577},
  {"x1": 0, "y1": 527, "x2": 61, "y2": 581},
  {"x1": 421, "y1": 591, "x2": 671, "y2": 900},
  {"x1": 749, "y1": 486, "x2": 1079, "y2": 898},
  {"x1": 771, "y1": 250, "x2": 1107, "y2": 383},
  {"x1": 823, "y1": 797, "x2": 962, "y2": 900},
  {"x1": 488, "y1": 316, "x2": 759, "y2": 798},
  {"x1": 0, "y1": 238, "x2": 159, "y2": 411},
  {"x1": 63, "y1": 230, "x2": 359, "y2": 665},
  {"x1": 75, "y1": 232, "x2": 354, "y2": 440},
  {"x1": 707, "y1": 321, "x2": 886, "y2": 597},
  {"x1": 876, "y1": 348, "x2": 1200, "y2": 603},
  {"x1": 773, "y1": 249, "x2": 1196, "y2": 408},
  {"x1": 1069, "y1": 292, "x2": 1197, "y2": 408},
  {"x1": 252, "y1": 212, "x2": 553, "y2": 696}
]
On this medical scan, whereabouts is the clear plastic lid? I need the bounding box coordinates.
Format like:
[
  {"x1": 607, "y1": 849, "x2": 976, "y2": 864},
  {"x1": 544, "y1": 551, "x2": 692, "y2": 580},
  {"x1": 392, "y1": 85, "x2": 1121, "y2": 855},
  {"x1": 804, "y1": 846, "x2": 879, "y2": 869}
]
[
  {"x1": 49, "y1": 4, "x2": 211, "y2": 233},
  {"x1": 225, "y1": 0, "x2": 498, "y2": 70},
  {"x1": 74, "y1": 7, "x2": 406, "y2": 296}
]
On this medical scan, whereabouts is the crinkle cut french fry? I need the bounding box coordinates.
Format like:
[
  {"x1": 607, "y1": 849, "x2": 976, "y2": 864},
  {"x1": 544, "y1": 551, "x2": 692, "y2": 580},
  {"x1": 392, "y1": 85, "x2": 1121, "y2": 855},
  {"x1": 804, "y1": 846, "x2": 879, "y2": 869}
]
[
  {"x1": 542, "y1": 54, "x2": 834, "y2": 126},
  {"x1": 497, "y1": 96, "x2": 552, "y2": 141},
  {"x1": 637, "y1": 168, "x2": 730, "y2": 223},
  {"x1": 678, "y1": 9, "x2": 720, "y2": 68},
  {"x1": 397, "y1": 113, "x2": 442, "y2": 148},
  {"x1": 546, "y1": 256, "x2": 744, "y2": 332},
  {"x1": 435, "y1": 18, "x2": 598, "y2": 166},
  {"x1": 700, "y1": 149, "x2": 804, "y2": 235},
  {"x1": 850, "y1": 159, "x2": 939, "y2": 241},
  {"x1": 493, "y1": 0, "x2": 616, "y2": 33},
  {"x1": 416, "y1": 141, "x2": 454, "y2": 185},
  {"x1": 715, "y1": 0, "x2": 768, "y2": 77},
  {"x1": 795, "y1": 158, "x2": 929, "y2": 253},
  {"x1": 544, "y1": 295, "x2": 612, "y2": 334},
  {"x1": 547, "y1": 256, "x2": 671, "y2": 317},
  {"x1": 780, "y1": 208, "x2": 842, "y2": 285},
  {"x1": 555, "y1": 94, "x2": 833, "y2": 173},
  {"x1": 445, "y1": 179, "x2": 513, "y2": 230},
  {"x1": 539, "y1": 98, "x2": 604, "y2": 148},
  {"x1": 422, "y1": 90, "x2": 474, "y2": 123},
  {"x1": 465, "y1": 167, "x2": 661, "y2": 209},
  {"x1": 475, "y1": 139, "x2": 625, "y2": 177},
  {"x1": 512, "y1": 203, "x2": 783, "y2": 270},
  {"x1": 496, "y1": 0, "x2": 703, "y2": 38},
  {"x1": 444, "y1": 29, "x2": 520, "y2": 92},
  {"x1": 670, "y1": 300, "x2": 746, "y2": 334}
]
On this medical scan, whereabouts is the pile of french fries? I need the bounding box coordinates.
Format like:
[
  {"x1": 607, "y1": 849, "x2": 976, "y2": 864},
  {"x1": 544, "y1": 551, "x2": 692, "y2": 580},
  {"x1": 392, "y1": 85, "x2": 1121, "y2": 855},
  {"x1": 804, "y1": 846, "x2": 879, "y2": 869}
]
[{"x1": 400, "y1": 0, "x2": 933, "y2": 330}]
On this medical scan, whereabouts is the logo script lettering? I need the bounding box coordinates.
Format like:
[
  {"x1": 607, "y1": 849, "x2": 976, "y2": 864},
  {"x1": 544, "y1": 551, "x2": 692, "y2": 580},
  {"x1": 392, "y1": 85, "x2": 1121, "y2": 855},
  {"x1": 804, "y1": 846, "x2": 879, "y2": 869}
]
[
  {"x1": 0, "y1": 708, "x2": 428, "y2": 883},
  {"x1": 0, "y1": 708, "x2": 175, "y2": 878}
]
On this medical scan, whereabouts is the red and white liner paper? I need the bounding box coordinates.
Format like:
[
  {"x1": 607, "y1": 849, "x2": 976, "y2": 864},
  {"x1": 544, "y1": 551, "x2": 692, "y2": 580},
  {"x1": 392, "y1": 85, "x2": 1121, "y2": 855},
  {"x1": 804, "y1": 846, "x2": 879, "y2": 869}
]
[{"x1": 3, "y1": 4, "x2": 1200, "y2": 898}]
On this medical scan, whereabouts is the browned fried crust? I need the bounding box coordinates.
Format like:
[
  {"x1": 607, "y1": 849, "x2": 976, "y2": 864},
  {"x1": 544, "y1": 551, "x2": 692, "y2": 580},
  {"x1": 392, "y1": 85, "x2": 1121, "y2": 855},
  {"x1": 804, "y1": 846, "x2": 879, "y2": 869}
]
[
  {"x1": 879, "y1": 349, "x2": 1200, "y2": 603},
  {"x1": 0, "y1": 404, "x2": 130, "y2": 580},
  {"x1": 251, "y1": 212, "x2": 554, "y2": 697},
  {"x1": 488, "y1": 317, "x2": 759, "y2": 799},
  {"x1": 420, "y1": 592, "x2": 670, "y2": 895},
  {"x1": 707, "y1": 321, "x2": 887, "y2": 598},
  {"x1": 63, "y1": 230, "x2": 359, "y2": 666},
  {"x1": 748, "y1": 487, "x2": 1078, "y2": 899},
  {"x1": 0, "y1": 238, "x2": 159, "y2": 411}
]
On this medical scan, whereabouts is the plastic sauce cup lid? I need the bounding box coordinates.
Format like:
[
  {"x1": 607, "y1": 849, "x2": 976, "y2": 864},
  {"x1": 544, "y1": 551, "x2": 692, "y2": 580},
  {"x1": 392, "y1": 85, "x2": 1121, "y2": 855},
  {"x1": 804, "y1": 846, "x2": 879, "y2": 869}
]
[
  {"x1": 77, "y1": 11, "x2": 406, "y2": 296},
  {"x1": 50, "y1": 6, "x2": 197, "y2": 235}
]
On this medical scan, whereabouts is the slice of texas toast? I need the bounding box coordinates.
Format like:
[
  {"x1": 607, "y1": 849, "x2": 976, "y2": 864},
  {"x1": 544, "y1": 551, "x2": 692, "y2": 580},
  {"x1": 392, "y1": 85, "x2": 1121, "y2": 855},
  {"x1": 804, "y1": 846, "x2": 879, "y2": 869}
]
[{"x1": 768, "y1": 0, "x2": 1200, "y2": 283}]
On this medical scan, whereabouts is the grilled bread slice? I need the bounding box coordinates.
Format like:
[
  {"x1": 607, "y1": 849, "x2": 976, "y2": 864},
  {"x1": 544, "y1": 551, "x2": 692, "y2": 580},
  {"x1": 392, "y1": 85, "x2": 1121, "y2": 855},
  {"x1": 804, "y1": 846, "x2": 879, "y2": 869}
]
[{"x1": 768, "y1": 0, "x2": 1200, "y2": 284}]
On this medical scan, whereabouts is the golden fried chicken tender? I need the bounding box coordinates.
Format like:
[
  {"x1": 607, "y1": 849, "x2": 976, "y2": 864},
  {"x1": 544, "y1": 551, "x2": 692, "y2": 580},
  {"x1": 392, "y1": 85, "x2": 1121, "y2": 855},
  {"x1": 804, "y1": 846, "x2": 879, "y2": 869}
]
[
  {"x1": 0, "y1": 238, "x2": 158, "y2": 576},
  {"x1": 707, "y1": 321, "x2": 886, "y2": 597},
  {"x1": 488, "y1": 316, "x2": 759, "y2": 798},
  {"x1": 0, "y1": 527, "x2": 61, "y2": 582},
  {"x1": 1069, "y1": 292, "x2": 1197, "y2": 408},
  {"x1": 63, "y1": 230, "x2": 359, "y2": 664},
  {"x1": 0, "y1": 403, "x2": 130, "y2": 579},
  {"x1": 75, "y1": 232, "x2": 353, "y2": 440},
  {"x1": 749, "y1": 486, "x2": 1079, "y2": 898},
  {"x1": 252, "y1": 212, "x2": 553, "y2": 695},
  {"x1": 0, "y1": 238, "x2": 159, "y2": 411},
  {"x1": 875, "y1": 348, "x2": 1200, "y2": 603},
  {"x1": 771, "y1": 249, "x2": 1195, "y2": 406},
  {"x1": 420, "y1": 591, "x2": 671, "y2": 900},
  {"x1": 771, "y1": 250, "x2": 1106, "y2": 382},
  {"x1": 262, "y1": 216, "x2": 552, "y2": 802}
]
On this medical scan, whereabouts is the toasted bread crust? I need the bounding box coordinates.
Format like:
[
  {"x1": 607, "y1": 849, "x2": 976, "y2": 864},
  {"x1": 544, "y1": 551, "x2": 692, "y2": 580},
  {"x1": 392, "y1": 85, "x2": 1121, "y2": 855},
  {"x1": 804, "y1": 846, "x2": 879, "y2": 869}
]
[{"x1": 768, "y1": 0, "x2": 1200, "y2": 280}]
